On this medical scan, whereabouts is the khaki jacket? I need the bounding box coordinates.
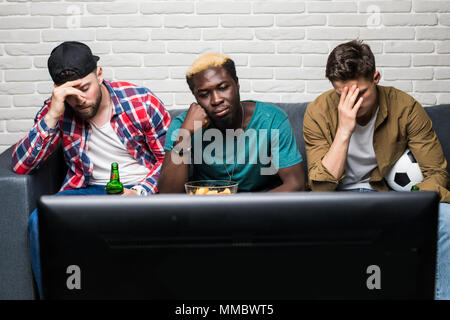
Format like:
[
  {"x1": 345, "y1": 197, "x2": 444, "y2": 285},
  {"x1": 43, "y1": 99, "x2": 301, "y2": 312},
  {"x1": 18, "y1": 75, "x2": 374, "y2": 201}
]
[{"x1": 303, "y1": 85, "x2": 450, "y2": 202}]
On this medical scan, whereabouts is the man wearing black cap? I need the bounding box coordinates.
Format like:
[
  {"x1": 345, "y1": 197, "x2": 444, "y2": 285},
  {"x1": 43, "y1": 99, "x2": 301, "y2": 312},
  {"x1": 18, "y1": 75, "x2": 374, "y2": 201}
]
[
  {"x1": 11, "y1": 41, "x2": 171, "y2": 297},
  {"x1": 12, "y1": 41, "x2": 170, "y2": 195}
]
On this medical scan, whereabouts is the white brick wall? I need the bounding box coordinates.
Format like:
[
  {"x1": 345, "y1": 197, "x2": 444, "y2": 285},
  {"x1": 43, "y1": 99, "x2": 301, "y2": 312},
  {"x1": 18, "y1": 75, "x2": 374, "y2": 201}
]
[{"x1": 1, "y1": 0, "x2": 450, "y2": 154}]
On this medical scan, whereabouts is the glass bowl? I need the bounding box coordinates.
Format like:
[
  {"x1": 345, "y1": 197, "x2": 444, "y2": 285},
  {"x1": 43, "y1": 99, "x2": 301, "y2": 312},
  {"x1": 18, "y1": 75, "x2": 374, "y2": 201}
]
[{"x1": 185, "y1": 180, "x2": 238, "y2": 195}]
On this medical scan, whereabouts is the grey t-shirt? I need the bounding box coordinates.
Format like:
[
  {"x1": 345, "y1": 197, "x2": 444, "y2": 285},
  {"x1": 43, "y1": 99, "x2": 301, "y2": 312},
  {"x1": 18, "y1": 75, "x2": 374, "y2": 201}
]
[{"x1": 338, "y1": 108, "x2": 379, "y2": 190}]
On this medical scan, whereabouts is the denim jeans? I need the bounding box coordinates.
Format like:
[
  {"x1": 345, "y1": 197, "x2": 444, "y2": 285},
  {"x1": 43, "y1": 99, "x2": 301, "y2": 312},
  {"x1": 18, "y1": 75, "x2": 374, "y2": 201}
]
[
  {"x1": 28, "y1": 185, "x2": 132, "y2": 299},
  {"x1": 342, "y1": 188, "x2": 450, "y2": 300}
]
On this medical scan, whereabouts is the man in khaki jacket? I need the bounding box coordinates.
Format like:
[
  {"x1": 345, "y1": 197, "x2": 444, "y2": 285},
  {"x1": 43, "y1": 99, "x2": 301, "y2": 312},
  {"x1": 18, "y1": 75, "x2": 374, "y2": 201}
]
[{"x1": 303, "y1": 40, "x2": 450, "y2": 299}]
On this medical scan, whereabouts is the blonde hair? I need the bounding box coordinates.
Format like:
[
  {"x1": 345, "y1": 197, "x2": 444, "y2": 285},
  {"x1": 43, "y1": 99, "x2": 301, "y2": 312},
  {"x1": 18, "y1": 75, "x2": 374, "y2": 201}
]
[{"x1": 186, "y1": 53, "x2": 230, "y2": 77}]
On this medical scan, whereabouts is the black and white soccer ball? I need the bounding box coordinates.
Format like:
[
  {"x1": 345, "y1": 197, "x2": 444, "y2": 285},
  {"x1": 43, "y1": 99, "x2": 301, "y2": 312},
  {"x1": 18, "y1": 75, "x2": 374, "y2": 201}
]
[{"x1": 385, "y1": 149, "x2": 424, "y2": 191}]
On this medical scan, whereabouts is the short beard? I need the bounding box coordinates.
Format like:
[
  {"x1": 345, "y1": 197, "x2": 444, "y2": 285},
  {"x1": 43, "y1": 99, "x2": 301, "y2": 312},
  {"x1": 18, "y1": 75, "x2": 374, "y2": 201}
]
[{"x1": 73, "y1": 85, "x2": 102, "y2": 120}]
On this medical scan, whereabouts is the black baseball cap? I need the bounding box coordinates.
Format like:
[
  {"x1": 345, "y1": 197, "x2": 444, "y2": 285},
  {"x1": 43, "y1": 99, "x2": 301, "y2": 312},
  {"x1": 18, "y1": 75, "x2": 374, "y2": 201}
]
[{"x1": 48, "y1": 41, "x2": 100, "y2": 85}]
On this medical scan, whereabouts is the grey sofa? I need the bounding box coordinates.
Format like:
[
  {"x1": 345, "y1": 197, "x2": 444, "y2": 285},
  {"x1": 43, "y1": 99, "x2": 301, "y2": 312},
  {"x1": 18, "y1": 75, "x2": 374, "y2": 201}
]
[{"x1": 0, "y1": 102, "x2": 449, "y2": 299}]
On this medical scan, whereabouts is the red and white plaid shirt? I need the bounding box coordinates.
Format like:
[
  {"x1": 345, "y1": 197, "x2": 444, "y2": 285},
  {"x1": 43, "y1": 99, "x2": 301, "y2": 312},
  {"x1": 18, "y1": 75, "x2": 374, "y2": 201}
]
[{"x1": 12, "y1": 80, "x2": 171, "y2": 194}]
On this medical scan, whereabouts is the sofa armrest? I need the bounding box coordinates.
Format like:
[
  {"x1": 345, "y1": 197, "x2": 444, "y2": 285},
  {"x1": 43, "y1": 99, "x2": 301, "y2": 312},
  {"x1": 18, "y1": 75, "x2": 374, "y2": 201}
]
[{"x1": 0, "y1": 144, "x2": 65, "y2": 299}]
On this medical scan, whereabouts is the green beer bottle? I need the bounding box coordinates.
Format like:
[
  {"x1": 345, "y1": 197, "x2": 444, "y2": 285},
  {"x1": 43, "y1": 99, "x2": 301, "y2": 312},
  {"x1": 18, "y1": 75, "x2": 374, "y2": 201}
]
[{"x1": 106, "y1": 162, "x2": 124, "y2": 195}]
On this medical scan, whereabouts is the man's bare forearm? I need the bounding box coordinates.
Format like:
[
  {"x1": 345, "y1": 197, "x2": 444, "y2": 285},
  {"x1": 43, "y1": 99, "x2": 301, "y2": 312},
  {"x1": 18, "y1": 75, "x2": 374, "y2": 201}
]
[{"x1": 321, "y1": 129, "x2": 351, "y2": 180}]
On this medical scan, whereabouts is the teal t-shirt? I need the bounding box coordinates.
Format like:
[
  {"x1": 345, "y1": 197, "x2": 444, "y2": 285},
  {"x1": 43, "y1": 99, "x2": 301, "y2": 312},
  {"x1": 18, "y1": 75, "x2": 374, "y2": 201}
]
[{"x1": 165, "y1": 101, "x2": 302, "y2": 191}]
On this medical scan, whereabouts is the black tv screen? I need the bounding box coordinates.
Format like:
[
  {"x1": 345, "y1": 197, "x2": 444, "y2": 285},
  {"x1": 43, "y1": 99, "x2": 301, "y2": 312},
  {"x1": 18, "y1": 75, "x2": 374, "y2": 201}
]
[{"x1": 38, "y1": 191, "x2": 438, "y2": 299}]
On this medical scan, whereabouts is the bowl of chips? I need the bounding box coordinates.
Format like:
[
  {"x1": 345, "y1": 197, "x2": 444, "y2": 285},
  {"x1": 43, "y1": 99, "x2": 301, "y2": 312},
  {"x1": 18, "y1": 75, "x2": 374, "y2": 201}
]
[{"x1": 185, "y1": 180, "x2": 238, "y2": 195}]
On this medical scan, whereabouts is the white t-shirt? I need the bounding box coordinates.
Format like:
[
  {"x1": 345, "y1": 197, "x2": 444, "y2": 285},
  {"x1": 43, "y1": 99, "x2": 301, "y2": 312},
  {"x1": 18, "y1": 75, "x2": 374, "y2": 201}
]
[
  {"x1": 337, "y1": 108, "x2": 379, "y2": 191},
  {"x1": 88, "y1": 118, "x2": 150, "y2": 186}
]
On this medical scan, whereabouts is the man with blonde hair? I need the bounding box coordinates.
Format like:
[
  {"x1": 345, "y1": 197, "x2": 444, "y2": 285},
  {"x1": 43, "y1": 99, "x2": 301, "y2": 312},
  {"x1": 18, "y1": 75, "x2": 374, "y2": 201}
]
[{"x1": 158, "y1": 53, "x2": 305, "y2": 193}]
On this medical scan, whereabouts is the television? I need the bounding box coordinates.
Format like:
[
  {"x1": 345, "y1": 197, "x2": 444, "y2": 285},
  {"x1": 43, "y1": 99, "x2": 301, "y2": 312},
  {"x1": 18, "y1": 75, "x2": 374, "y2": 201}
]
[{"x1": 38, "y1": 191, "x2": 439, "y2": 300}]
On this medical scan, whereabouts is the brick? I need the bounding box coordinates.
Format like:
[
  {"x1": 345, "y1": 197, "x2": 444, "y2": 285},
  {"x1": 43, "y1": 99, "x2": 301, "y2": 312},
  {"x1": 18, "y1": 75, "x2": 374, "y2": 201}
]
[
  {"x1": 97, "y1": 29, "x2": 149, "y2": 41},
  {"x1": 221, "y1": 15, "x2": 273, "y2": 27},
  {"x1": 411, "y1": 94, "x2": 437, "y2": 106},
  {"x1": 0, "y1": 83, "x2": 35, "y2": 95},
  {"x1": 99, "y1": 55, "x2": 142, "y2": 67},
  {"x1": 222, "y1": 41, "x2": 275, "y2": 54},
  {"x1": 328, "y1": 14, "x2": 370, "y2": 27},
  {"x1": 307, "y1": 1, "x2": 357, "y2": 13},
  {"x1": 415, "y1": 81, "x2": 450, "y2": 92},
  {"x1": 253, "y1": 1, "x2": 305, "y2": 14},
  {"x1": 382, "y1": 68, "x2": 433, "y2": 80},
  {"x1": 0, "y1": 96, "x2": 11, "y2": 108},
  {"x1": 437, "y1": 41, "x2": 450, "y2": 53},
  {"x1": 225, "y1": 55, "x2": 248, "y2": 66},
  {"x1": 5, "y1": 69, "x2": 51, "y2": 82},
  {"x1": 203, "y1": 29, "x2": 253, "y2": 40},
  {"x1": 143, "y1": 80, "x2": 188, "y2": 93},
  {"x1": 144, "y1": 54, "x2": 197, "y2": 67},
  {"x1": 276, "y1": 15, "x2": 326, "y2": 27},
  {"x1": 255, "y1": 28, "x2": 305, "y2": 40},
  {"x1": 114, "y1": 67, "x2": 168, "y2": 81},
  {"x1": 36, "y1": 82, "x2": 53, "y2": 94},
  {"x1": 306, "y1": 80, "x2": 333, "y2": 93},
  {"x1": 167, "y1": 42, "x2": 220, "y2": 54},
  {"x1": 87, "y1": 3, "x2": 138, "y2": 14},
  {"x1": 376, "y1": 54, "x2": 411, "y2": 67},
  {"x1": 307, "y1": 28, "x2": 359, "y2": 40},
  {"x1": 384, "y1": 41, "x2": 434, "y2": 53},
  {"x1": 359, "y1": 1, "x2": 412, "y2": 13},
  {"x1": 382, "y1": 14, "x2": 437, "y2": 26},
  {"x1": 141, "y1": 2, "x2": 194, "y2": 14},
  {"x1": 379, "y1": 80, "x2": 413, "y2": 92},
  {"x1": 302, "y1": 55, "x2": 328, "y2": 67},
  {"x1": 275, "y1": 68, "x2": 325, "y2": 80},
  {"x1": 197, "y1": 2, "x2": 250, "y2": 14},
  {"x1": 0, "y1": 4, "x2": 29, "y2": 15},
  {"x1": 0, "y1": 30, "x2": 40, "y2": 43},
  {"x1": 164, "y1": 15, "x2": 218, "y2": 28},
  {"x1": 42, "y1": 29, "x2": 95, "y2": 42},
  {"x1": 6, "y1": 119, "x2": 34, "y2": 132},
  {"x1": 413, "y1": 55, "x2": 450, "y2": 66},
  {"x1": 0, "y1": 107, "x2": 40, "y2": 120},
  {"x1": 31, "y1": 3, "x2": 85, "y2": 16},
  {"x1": 414, "y1": 1, "x2": 450, "y2": 13},
  {"x1": 277, "y1": 41, "x2": 329, "y2": 54},
  {"x1": 360, "y1": 28, "x2": 415, "y2": 40},
  {"x1": 435, "y1": 68, "x2": 450, "y2": 79},
  {"x1": 151, "y1": 29, "x2": 200, "y2": 40},
  {"x1": 4, "y1": 44, "x2": 53, "y2": 56},
  {"x1": 109, "y1": 15, "x2": 163, "y2": 28},
  {"x1": 112, "y1": 41, "x2": 165, "y2": 54},
  {"x1": 280, "y1": 93, "x2": 318, "y2": 103},
  {"x1": 53, "y1": 16, "x2": 108, "y2": 29},
  {"x1": 236, "y1": 67, "x2": 273, "y2": 79},
  {"x1": 0, "y1": 17, "x2": 51, "y2": 29},
  {"x1": 0, "y1": 57, "x2": 32, "y2": 69},
  {"x1": 250, "y1": 55, "x2": 301, "y2": 67},
  {"x1": 252, "y1": 80, "x2": 305, "y2": 93},
  {"x1": 0, "y1": 133, "x2": 27, "y2": 145},
  {"x1": 13, "y1": 94, "x2": 48, "y2": 108},
  {"x1": 169, "y1": 67, "x2": 189, "y2": 79},
  {"x1": 440, "y1": 14, "x2": 450, "y2": 26},
  {"x1": 102, "y1": 68, "x2": 114, "y2": 81},
  {"x1": 437, "y1": 94, "x2": 450, "y2": 104},
  {"x1": 241, "y1": 93, "x2": 281, "y2": 103},
  {"x1": 174, "y1": 93, "x2": 196, "y2": 106},
  {"x1": 417, "y1": 27, "x2": 450, "y2": 40},
  {"x1": 156, "y1": 93, "x2": 173, "y2": 107}
]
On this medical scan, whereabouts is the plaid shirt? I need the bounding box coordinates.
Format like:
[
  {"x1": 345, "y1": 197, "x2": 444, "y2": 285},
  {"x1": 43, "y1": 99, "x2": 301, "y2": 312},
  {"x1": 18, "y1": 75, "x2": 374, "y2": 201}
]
[{"x1": 12, "y1": 80, "x2": 171, "y2": 194}]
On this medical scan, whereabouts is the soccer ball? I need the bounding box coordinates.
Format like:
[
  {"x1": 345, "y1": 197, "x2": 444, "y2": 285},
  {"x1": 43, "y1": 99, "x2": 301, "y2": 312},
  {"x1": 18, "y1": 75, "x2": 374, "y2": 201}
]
[{"x1": 385, "y1": 149, "x2": 424, "y2": 191}]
